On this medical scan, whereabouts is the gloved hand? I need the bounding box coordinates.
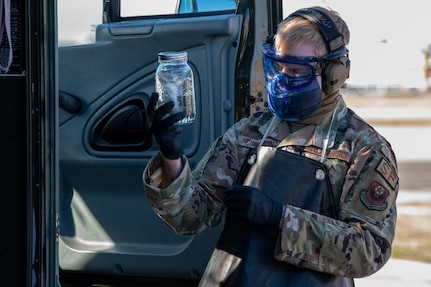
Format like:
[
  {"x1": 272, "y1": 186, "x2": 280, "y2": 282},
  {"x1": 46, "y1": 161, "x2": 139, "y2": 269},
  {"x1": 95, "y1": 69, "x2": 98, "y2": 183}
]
[
  {"x1": 225, "y1": 185, "x2": 283, "y2": 228},
  {"x1": 148, "y1": 92, "x2": 185, "y2": 159}
]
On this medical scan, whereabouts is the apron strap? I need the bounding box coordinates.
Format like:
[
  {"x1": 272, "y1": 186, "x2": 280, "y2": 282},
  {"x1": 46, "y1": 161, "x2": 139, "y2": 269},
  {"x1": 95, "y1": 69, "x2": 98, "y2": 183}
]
[
  {"x1": 320, "y1": 110, "x2": 336, "y2": 163},
  {"x1": 236, "y1": 116, "x2": 280, "y2": 184}
]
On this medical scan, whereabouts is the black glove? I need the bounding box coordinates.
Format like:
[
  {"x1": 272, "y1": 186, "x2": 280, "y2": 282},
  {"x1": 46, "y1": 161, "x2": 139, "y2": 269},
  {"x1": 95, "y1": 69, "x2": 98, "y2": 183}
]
[
  {"x1": 225, "y1": 185, "x2": 283, "y2": 228},
  {"x1": 148, "y1": 92, "x2": 185, "y2": 159}
]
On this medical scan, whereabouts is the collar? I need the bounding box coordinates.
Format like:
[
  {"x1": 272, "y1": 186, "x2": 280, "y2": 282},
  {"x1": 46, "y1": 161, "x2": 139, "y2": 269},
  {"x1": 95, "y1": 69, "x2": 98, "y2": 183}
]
[{"x1": 261, "y1": 96, "x2": 348, "y2": 149}]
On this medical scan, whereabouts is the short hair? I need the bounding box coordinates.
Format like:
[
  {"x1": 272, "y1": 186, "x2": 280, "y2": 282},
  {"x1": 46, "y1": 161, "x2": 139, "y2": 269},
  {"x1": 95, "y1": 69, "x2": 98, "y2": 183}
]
[{"x1": 275, "y1": 6, "x2": 350, "y2": 58}]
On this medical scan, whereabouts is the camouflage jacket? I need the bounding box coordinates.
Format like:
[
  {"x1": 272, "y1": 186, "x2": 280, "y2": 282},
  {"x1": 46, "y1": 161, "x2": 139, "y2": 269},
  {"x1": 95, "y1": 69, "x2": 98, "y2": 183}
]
[{"x1": 143, "y1": 96, "x2": 399, "y2": 278}]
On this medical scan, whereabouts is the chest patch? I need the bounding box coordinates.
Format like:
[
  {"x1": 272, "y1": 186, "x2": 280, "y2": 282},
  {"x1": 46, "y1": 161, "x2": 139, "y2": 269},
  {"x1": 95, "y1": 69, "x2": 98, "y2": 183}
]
[
  {"x1": 304, "y1": 146, "x2": 350, "y2": 162},
  {"x1": 238, "y1": 135, "x2": 279, "y2": 148},
  {"x1": 360, "y1": 181, "x2": 390, "y2": 211}
]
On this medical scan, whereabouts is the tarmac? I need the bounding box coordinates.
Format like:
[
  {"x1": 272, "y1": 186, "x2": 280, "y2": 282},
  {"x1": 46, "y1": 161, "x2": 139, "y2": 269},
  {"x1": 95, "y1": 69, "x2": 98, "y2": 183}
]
[
  {"x1": 343, "y1": 92, "x2": 431, "y2": 125},
  {"x1": 354, "y1": 259, "x2": 431, "y2": 287},
  {"x1": 344, "y1": 92, "x2": 431, "y2": 287}
]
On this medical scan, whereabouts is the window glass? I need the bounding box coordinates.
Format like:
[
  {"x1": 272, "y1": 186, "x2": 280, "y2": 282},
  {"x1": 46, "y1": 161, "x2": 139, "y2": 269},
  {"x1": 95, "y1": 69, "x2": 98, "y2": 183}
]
[
  {"x1": 121, "y1": 0, "x2": 178, "y2": 17},
  {"x1": 121, "y1": 0, "x2": 236, "y2": 16},
  {"x1": 282, "y1": 0, "x2": 429, "y2": 93},
  {"x1": 178, "y1": 0, "x2": 237, "y2": 13},
  {"x1": 58, "y1": 0, "x2": 237, "y2": 47},
  {"x1": 57, "y1": 0, "x2": 101, "y2": 47}
]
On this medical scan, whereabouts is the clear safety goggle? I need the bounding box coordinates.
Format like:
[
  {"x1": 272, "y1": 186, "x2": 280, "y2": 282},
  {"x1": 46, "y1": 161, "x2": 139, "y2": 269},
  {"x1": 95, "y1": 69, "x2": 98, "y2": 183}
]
[{"x1": 261, "y1": 41, "x2": 322, "y2": 87}]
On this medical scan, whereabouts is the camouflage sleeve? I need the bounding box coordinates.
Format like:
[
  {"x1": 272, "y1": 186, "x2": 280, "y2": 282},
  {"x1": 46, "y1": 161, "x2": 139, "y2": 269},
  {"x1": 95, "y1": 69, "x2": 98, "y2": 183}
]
[
  {"x1": 143, "y1": 149, "x2": 227, "y2": 235},
  {"x1": 275, "y1": 139, "x2": 398, "y2": 278},
  {"x1": 143, "y1": 118, "x2": 252, "y2": 235}
]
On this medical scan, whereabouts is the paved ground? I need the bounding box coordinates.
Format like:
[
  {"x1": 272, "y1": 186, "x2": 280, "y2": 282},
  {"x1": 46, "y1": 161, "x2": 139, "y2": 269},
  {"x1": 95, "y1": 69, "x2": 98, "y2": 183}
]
[
  {"x1": 344, "y1": 92, "x2": 431, "y2": 287},
  {"x1": 355, "y1": 259, "x2": 431, "y2": 287},
  {"x1": 343, "y1": 92, "x2": 431, "y2": 124}
]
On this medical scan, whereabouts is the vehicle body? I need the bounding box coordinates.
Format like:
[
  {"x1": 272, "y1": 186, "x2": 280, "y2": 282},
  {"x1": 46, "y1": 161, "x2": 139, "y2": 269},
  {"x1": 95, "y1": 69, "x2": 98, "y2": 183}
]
[
  {"x1": 57, "y1": 0, "x2": 275, "y2": 285},
  {"x1": 1, "y1": 0, "x2": 428, "y2": 286}
]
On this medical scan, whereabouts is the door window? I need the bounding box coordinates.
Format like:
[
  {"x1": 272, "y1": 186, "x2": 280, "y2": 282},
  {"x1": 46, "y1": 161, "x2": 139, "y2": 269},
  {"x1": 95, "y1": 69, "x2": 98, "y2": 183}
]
[
  {"x1": 58, "y1": 0, "x2": 237, "y2": 47},
  {"x1": 58, "y1": 0, "x2": 101, "y2": 46},
  {"x1": 121, "y1": 0, "x2": 236, "y2": 16}
]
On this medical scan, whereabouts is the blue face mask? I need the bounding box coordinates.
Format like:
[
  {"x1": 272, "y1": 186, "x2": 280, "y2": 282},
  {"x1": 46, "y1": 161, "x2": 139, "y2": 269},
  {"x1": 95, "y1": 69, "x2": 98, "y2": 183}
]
[{"x1": 261, "y1": 41, "x2": 323, "y2": 121}]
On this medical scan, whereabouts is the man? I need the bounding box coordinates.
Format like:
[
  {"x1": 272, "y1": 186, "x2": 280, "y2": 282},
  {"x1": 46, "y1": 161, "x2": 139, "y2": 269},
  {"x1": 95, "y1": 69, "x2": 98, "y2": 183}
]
[{"x1": 143, "y1": 6, "x2": 398, "y2": 287}]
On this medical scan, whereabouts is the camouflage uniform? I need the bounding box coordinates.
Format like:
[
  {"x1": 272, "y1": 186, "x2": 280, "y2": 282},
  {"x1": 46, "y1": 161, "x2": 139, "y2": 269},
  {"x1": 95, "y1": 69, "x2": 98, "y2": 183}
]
[{"x1": 143, "y1": 96, "x2": 398, "y2": 278}]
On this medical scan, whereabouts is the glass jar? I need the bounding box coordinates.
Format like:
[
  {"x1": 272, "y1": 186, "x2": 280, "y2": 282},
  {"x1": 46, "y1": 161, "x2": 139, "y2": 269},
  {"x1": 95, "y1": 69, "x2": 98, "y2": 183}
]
[{"x1": 155, "y1": 51, "x2": 196, "y2": 125}]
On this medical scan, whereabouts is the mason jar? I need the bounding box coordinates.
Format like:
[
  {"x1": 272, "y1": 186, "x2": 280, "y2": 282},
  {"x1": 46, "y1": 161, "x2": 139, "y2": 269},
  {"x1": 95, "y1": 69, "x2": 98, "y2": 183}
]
[{"x1": 155, "y1": 51, "x2": 196, "y2": 125}]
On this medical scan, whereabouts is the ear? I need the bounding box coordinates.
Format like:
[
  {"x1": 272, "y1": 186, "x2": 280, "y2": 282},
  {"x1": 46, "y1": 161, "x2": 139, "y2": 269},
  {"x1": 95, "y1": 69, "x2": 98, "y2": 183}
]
[{"x1": 322, "y1": 55, "x2": 350, "y2": 94}]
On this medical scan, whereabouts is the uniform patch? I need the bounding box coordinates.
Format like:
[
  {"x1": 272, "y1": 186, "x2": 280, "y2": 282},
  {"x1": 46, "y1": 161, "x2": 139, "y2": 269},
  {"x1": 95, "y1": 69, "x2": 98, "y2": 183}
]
[
  {"x1": 238, "y1": 135, "x2": 279, "y2": 148},
  {"x1": 304, "y1": 146, "x2": 350, "y2": 162},
  {"x1": 360, "y1": 181, "x2": 390, "y2": 211},
  {"x1": 376, "y1": 158, "x2": 398, "y2": 189}
]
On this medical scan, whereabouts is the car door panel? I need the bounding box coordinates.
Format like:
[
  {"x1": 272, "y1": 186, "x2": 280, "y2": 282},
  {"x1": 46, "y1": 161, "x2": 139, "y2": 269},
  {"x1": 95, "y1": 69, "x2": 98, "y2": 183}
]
[{"x1": 58, "y1": 13, "x2": 241, "y2": 279}]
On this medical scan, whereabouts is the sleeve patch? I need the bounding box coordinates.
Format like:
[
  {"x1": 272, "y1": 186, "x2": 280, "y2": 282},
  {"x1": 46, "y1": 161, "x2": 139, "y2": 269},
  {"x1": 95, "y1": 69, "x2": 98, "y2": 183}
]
[
  {"x1": 360, "y1": 181, "x2": 390, "y2": 211},
  {"x1": 376, "y1": 157, "x2": 398, "y2": 189}
]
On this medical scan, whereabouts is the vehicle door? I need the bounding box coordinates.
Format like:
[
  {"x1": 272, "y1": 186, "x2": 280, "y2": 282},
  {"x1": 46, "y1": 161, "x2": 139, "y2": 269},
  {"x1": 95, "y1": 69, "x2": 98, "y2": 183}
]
[{"x1": 57, "y1": 0, "x2": 273, "y2": 283}]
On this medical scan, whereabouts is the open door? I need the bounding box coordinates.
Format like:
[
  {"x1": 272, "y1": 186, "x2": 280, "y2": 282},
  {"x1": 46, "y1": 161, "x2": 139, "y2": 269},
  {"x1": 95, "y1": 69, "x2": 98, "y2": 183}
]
[{"x1": 57, "y1": 0, "x2": 269, "y2": 284}]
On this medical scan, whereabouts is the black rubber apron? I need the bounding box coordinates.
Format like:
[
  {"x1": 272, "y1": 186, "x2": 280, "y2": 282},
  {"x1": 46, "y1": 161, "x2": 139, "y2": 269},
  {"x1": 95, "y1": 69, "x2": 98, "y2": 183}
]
[{"x1": 199, "y1": 146, "x2": 354, "y2": 287}]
